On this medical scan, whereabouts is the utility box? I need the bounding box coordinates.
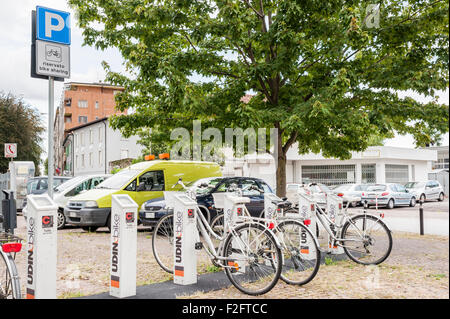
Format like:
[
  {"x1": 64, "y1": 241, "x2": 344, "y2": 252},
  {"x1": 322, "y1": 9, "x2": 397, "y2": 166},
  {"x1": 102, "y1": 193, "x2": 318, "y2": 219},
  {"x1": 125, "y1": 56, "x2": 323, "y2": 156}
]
[
  {"x1": 26, "y1": 194, "x2": 58, "y2": 299},
  {"x1": 164, "y1": 191, "x2": 198, "y2": 286},
  {"x1": 326, "y1": 194, "x2": 344, "y2": 254},
  {"x1": 110, "y1": 194, "x2": 138, "y2": 298},
  {"x1": 1, "y1": 190, "x2": 17, "y2": 233}
]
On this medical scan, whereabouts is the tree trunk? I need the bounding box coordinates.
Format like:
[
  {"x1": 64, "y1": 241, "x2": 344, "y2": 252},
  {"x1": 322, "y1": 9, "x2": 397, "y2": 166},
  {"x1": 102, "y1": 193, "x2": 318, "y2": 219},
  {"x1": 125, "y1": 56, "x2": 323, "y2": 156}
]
[{"x1": 275, "y1": 129, "x2": 287, "y2": 198}]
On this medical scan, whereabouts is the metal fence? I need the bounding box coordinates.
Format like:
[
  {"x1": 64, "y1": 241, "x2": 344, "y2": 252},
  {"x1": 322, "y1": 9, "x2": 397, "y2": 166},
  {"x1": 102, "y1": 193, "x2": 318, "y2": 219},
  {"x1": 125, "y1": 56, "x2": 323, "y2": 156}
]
[
  {"x1": 301, "y1": 165, "x2": 356, "y2": 186},
  {"x1": 385, "y1": 164, "x2": 409, "y2": 184},
  {"x1": 361, "y1": 164, "x2": 376, "y2": 183}
]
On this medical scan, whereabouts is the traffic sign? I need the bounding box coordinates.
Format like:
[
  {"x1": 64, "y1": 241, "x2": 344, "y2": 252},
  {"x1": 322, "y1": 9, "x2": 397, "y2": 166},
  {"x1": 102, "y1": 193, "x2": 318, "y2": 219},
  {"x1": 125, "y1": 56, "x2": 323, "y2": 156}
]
[
  {"x1": 36, "y1": 6, "x2": 71, "y2": 45},
  {"x1": 4, "y1": 143, "x2": 17, "y2": 158},
  {"x1": 35, "y1": 40, "x2": 70, "y2": 78}
]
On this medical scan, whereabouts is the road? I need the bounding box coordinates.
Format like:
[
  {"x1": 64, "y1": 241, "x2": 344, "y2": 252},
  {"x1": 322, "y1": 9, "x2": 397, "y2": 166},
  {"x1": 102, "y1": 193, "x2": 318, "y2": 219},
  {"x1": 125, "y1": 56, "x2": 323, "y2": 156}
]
[{"x1": 348, "y1": 199, "x2": 449, "y2": 236}]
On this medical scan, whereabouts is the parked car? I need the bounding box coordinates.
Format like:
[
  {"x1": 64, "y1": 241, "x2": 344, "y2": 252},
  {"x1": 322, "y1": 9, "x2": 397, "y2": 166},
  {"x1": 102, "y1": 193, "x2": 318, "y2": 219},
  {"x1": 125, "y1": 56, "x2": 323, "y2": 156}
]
[
  {"x1": 22, "y1": 176, "x2": 72, "y2": 210},
  {"x1": 64, "y1": 160, "x2": 222, "y2": 232},
  {"x1": 333, "y1": 183, "x2": 369, "y2": 207},
  {"x1": 285, "y1": 183, "x2": 332, "y2": 210},
  {"x1": 404, "y1": 180, "x2": 445, "y2": 202},
  {"x1": 361, "y1": 183, "x2": 416, "y2": 209},
  {"x1": 139, "y1": 176, "x2": 274, "y2": 227},
  {"x1": 23, "y1": 174, "x2": 111, "y2": 229}
]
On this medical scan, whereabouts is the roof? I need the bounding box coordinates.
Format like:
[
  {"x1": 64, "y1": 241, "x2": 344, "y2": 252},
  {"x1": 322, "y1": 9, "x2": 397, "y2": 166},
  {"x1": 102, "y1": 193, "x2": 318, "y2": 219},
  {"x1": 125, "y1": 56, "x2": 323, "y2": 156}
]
[
  {"x1": 66, "y1": 117, "x2": 108, "y2": 132},
  {"x1": 64, "y1": 82, "x2": 124, "y2": 90}
]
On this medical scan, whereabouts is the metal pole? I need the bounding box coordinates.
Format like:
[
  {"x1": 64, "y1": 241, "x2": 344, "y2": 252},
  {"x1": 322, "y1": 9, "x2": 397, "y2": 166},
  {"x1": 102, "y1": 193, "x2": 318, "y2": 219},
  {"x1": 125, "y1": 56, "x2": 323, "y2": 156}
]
[
  {"x1": 48, "y1": 76, "x2": 54, "y2": 198},
  {"x1": 419, "y1": 200, "x2": 424, "y2": 235}
]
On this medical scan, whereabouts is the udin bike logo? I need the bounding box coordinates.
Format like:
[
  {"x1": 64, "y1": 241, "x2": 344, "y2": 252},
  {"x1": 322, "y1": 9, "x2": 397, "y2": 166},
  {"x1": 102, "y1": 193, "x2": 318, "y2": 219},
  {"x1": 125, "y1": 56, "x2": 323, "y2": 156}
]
[
  {"x1": 174, "y1": 210, "x2": 184, "y2": 277},
  {"x1": 111, "y1": 214, "x2": 120, "y2": 288},
  {"x1": 26, "y1": 217, "x2": 35, "y2": 299},
  {"x1": 42, "y1": 215, "x2": 53, "y2": 228},
  {"x1": 125, "y1": 212, "x2": 134, "y2": 224}
]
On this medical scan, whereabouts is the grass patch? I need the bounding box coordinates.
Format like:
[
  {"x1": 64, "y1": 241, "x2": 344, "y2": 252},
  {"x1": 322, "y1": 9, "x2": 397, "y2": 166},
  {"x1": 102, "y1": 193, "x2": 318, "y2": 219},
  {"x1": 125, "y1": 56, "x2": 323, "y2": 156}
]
[
  {"x1": 58, "y1": 291, "x2": 85, "y2": 299},
  {"x1": 324, "y1": 256, "x2": 338, "y2": 266},
  {"x1": 427, "y1": 273, "x2": 447, "y2": 280}
]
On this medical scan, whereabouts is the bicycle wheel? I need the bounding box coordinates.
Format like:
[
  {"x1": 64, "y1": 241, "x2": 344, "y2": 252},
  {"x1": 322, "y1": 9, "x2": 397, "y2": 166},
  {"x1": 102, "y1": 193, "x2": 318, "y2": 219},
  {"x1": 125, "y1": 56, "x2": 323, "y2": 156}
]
[
  {"x1": 276, "y1": 220, "x2": 320, "y2": 285},
  {"x1": 210, "y1": 213, "x2": 224, "y2": 237},
  {"x1": 0, "y1": 251, "x2": 19, "y2": 299},
  {"x1": 223, "y1": 222, "x2": 282, "y2": 296},
  {"x1": 152, "y1": 213, "x2": 174, "y2": 274},
  {"x1": 341, "y1": 214, "x2": 392, "y2": 265}
]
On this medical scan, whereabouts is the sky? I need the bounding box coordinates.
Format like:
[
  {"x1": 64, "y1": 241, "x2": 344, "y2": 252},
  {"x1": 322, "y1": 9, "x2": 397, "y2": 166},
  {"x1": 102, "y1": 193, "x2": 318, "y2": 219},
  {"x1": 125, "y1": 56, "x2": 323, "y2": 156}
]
[{"x1": 0, "y1": 0, "x2": 448, "y2": 166}]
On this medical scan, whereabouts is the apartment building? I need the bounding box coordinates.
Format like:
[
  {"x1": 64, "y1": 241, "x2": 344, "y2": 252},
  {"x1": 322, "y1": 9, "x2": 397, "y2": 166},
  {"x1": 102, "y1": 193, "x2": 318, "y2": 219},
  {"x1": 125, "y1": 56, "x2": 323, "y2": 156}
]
[{"x1": 54, "y1": 82, "x2": 126, "y2": 175}]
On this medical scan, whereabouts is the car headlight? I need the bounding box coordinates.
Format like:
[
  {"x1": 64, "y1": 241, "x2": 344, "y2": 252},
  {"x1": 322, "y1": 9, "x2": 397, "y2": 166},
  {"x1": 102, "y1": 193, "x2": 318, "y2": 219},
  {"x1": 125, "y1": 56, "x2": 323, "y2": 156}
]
[{"x1": 84, "y1": 201, "x2": 98, "y2": 208}]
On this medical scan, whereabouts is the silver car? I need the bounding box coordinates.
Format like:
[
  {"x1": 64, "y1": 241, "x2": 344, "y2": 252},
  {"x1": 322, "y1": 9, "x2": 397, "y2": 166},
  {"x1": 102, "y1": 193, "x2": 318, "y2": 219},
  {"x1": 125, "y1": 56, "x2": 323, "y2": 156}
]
[
  {"x1": 361, "y1": 183, "x2": 417, "y2": 209},
  {"x1": 333, "y1": 183, "x2": 369, "y2": 207},
  {"x1": 405, "y1": 180, "x2": 445, "y2": 202}
]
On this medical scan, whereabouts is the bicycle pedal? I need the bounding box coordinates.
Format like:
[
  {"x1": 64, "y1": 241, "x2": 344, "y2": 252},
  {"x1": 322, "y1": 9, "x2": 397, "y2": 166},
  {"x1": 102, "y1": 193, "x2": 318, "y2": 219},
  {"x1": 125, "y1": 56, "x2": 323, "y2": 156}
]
[{"x1": 195, "y1": 242, "x2": 203, "y2": 250}]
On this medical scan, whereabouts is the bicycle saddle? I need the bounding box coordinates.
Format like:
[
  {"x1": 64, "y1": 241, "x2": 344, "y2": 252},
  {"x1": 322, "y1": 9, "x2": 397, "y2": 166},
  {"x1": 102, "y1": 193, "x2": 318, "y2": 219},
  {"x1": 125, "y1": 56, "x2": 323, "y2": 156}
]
[{"x1": 272, "y1": 200, "x2": 292, "y2": 209}]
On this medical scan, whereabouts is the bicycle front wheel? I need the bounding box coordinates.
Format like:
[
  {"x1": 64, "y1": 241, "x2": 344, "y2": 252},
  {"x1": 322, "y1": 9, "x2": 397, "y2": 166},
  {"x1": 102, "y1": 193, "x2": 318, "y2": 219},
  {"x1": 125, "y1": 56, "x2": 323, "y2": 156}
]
[
  {"x1": 276, "y1": 220, "x2": 321, "y2": 286},
  {"x1": 152, "y1": 213, "x2": 174, "y2": 274},
  {"x1": 0, "y1": 251, "x2": 20, "y2": 299},
  {"x1": 223, "y1": 223, "x2": 282, "y2": 296},
  {"x1": 341, "y1": 214, "x2": 392, "y2": 265}
]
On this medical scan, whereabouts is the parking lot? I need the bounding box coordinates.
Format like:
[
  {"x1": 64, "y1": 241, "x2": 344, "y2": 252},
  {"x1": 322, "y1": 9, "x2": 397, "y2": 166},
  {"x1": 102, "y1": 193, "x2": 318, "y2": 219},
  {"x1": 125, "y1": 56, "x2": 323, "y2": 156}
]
[{"x1": 10, "y1": 199, "x2": 449, "y2": 299}]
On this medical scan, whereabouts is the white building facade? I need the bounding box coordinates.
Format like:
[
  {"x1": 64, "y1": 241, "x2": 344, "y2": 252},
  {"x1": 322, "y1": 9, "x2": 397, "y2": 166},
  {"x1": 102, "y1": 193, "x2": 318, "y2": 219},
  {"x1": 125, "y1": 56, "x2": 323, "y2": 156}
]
[
  {"x1": 223, "y1": 145, "x2": 437, "y2": 190},
  {"x1": 66, "y1": 118, "x2": 144, "y2": 176}
]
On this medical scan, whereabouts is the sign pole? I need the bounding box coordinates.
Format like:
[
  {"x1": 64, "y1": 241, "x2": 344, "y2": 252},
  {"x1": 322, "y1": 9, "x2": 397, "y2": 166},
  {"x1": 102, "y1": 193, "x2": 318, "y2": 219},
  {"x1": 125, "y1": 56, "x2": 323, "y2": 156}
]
[{"x1": 48, "y1": 76, "x2": 54, "y2": 198}]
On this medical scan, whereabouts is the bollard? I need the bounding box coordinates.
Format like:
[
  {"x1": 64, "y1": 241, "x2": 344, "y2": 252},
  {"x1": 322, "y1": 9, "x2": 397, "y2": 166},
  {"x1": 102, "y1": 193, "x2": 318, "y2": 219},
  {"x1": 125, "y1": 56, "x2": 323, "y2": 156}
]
[
  {"x1": 165, "y1": 191, "x2": 198, "y2": 286},
  {"x1": 419, "y1": 200, "x2": 424, "y2": 235},
  {"x1": 110, "y1": 194, "x2": 138, "y2": 298},
  {"x1": 26, "y1": 194, "x2": 58, "y2": 299}
]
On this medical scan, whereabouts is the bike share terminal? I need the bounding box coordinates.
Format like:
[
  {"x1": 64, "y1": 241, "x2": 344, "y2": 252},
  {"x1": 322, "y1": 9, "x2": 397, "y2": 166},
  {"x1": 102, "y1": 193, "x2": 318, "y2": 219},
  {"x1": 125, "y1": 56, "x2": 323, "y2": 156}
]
[
  {"x1": 26, "y1": 194, "x2": 58, "y2": 299},
  {"x1": 164, "y1": 191, "x2": 198, "y2": 285},
  {"x1": 110, "y1": 194, "x2": 138, "y2": 298}
]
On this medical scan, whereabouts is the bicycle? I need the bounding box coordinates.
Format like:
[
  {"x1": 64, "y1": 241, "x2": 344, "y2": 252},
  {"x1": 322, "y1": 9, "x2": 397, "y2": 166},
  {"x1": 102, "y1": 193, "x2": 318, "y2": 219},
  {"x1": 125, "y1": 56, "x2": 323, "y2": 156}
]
[
  {"x1": 152, "y1": 180, "x2": 283, "y2": 295},
  {"x1": 0, "y1": 215, "x2": 22, "y2": 299},
  {"x1": 210, "y1": 187, "x2": 321, "y2": 286}
]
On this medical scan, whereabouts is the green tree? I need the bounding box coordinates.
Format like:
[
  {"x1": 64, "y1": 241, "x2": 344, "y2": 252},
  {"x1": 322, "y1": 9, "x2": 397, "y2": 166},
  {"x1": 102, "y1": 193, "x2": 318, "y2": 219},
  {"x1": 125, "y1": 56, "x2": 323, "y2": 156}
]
[
  {"x1": 70, "y1": 0, "x2": 449, "y2": 196},
  {"x1": 0, "y1": 93, "x2": 44, "y2": 175}
]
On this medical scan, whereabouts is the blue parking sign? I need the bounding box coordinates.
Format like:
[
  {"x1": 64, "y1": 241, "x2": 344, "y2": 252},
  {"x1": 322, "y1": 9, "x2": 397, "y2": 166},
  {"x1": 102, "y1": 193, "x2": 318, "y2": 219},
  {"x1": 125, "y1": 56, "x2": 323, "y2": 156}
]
[{"x1": 36, "y1": 6, "x2": 71, "y2": 45}]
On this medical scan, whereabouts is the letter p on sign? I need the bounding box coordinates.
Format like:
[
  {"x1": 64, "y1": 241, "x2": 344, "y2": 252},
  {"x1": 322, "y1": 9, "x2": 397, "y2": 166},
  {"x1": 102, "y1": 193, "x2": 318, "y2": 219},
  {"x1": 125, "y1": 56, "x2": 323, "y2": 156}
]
[{"x1": 36, "y1": 6, "x2": 71, "y2": 45}]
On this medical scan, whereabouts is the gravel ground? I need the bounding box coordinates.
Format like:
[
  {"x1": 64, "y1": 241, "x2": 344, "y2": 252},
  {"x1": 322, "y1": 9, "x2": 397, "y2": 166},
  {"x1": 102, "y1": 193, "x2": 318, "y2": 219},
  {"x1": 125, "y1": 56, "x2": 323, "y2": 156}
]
[{"x1": 11, "y1": 216, "x2": 449, "y2": 299}]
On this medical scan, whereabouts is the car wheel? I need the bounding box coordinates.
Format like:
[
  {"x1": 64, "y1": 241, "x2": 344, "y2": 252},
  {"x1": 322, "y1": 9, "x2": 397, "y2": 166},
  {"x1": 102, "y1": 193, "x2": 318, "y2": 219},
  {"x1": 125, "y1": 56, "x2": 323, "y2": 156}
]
[
  {"x1": 420, "y1": 194, "x2": 426, "y2": 203},
  {"x1": 438, "y1": 193, "x2": 445, "y2": 201},
  {"x1": 57, "y1": 210, "x2": 66, "y2": 230},
  {"x1": 386, "y1": 199, "x2": 394, "y2": 209},
  {"x1": 409, "y1": 197, "x2": 416, "y2": 207}
]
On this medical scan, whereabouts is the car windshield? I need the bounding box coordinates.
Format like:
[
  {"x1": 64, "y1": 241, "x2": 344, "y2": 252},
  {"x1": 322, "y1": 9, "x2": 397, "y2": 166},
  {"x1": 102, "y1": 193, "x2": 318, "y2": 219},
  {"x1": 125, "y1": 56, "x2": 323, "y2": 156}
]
[
  {"x1": 187, "y1": 177, "x2": 223, "y2": 195},
  {"x1": 405, "y1": 182, "x2": 425, "y2": 189},
  {"x1": 334, "y1": 184, "x2": 353, "y2": 191},
  {"x1": 55, "y1": 176, "x2": 84, "y2": 192},
  {"x1": 95, "y1": 169, "x2": 140, "y2": 189},
  {"x1": 367, "y1": 185, "x2": 386, "y2": 191}
]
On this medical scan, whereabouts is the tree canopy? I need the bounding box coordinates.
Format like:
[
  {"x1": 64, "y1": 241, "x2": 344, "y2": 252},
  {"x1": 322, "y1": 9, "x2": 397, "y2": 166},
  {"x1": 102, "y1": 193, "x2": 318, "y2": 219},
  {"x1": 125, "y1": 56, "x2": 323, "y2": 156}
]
[
  {"x1": 70, "y1": 0, "x2": 449, "y2": 195},
  {"x1": 0, "y1": 93, "x2": 44, "y2": 175}
]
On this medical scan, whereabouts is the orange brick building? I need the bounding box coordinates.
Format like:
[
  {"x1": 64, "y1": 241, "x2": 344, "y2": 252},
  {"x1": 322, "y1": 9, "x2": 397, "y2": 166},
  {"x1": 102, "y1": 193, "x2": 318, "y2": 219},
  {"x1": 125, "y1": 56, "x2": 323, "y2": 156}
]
[{"x1": 54, "y1": 82, "x2": 126, "y2": 175}]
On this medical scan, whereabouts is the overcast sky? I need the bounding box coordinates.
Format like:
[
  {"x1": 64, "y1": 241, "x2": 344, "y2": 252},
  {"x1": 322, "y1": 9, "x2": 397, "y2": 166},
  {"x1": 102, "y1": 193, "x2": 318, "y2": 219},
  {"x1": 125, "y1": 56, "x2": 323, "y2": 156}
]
[{"x1": 0, "y1": 0, "x2": 448, "y2": 165}]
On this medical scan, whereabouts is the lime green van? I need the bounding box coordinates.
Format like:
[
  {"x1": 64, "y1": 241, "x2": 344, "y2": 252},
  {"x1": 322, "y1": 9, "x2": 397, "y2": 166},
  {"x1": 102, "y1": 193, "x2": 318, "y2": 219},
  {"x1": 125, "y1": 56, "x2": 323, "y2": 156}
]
[{"x1": 64, "y1": 160, "x2": 222, "y2": 231}]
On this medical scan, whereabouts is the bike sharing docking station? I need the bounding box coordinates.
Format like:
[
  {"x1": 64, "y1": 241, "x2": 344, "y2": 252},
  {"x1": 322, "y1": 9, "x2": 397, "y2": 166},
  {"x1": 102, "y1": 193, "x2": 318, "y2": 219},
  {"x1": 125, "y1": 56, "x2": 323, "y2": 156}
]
[
  {"x1": 25, "y1": 194, "x2": 58, "y2": 299},
  {"x1": 297, "y1": 193, "x2": 317, "y2": 260},
  {"x1": 110, "y1": 194, "x2": 138, "y2": 298},
  {"x1": 164, "y1": 191, "x2": 198, "y2": 285},
  {"x1": 325, "y1": 194, "x2": 344, "y2": 254},
  {"x1": 263, "y1": 193, "x2": 280, "y2": 220},
  {"x1": 215, "y1": 193, "x2": 250, "y2": 233}
]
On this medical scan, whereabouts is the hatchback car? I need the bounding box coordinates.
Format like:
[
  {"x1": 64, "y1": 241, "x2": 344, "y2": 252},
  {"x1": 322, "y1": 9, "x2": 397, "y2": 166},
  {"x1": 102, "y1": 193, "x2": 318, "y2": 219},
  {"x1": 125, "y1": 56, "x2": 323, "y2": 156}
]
[
  {"x1": 404, "y1": 180, "x2": 445, "y2": 202},
  {"x1": 333, "y1": 183, "x2": 369, "y2": 207},
  {"x1": 22, "y1": 176, "x2": 72, "y2": 209},
  {"x1": 139, "y1": 176, "x2": 274, "y2": 227},
  {"x1": 361, "y1": 183, "x2": 416, "y2": 209}
]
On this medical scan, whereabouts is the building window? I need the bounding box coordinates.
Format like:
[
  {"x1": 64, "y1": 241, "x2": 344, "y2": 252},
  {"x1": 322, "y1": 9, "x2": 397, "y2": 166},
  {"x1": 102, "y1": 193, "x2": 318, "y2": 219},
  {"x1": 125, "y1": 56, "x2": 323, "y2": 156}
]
[
  {"x1": 385, "y1": 164, "x2": 409, "y2": 184},
  {"x1": 65, "y1": 116, "x2": 72, "y2": 123},
  {"x1": 89, "y1": 129, "x2": 93, "y2": 144},
  {"x1": 80, "y1": 132, "x2": 84, "y2": 146},
  {"x1": 81, "y1": 154, "x2": 85, "y2": 168},
  {"x1": 433, "y1": 158, "x2": 449, "y2": 170},
  {"x1": 75, "y1": 155, "x2": 78, "y2": 168},
  {"x1": 361, "y1": 164, "x2": 376, "y2": 183},
  {"x1": 78, "y1": 116, "x2": 88, "y2": 124},
  {"x1": 99, "y1": 150, "x2": 102, "y2": 166},
  {"x1": 78, "y1": 100, "x2": 88, "y2": 108},
  {"x1": 95, "y1": 101, "x2": 99, "y2": 109},
  {"x1": 64, "y1": 98, "x2": 72, "y2": 106},
  {"x1": 98, "y1": 126, "x2": 102, "y2": 142},
  {"x1": 89, "y1": 153, "x2": 93, "y2": 167},
  {"x1": 301, "y1": 165, "x2": 356, "y2": 186}
]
